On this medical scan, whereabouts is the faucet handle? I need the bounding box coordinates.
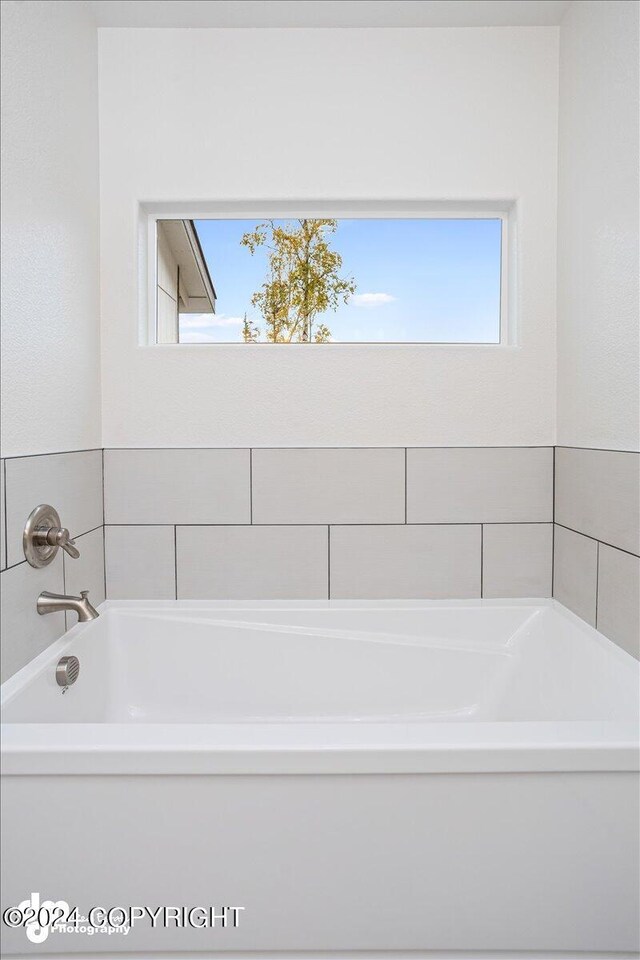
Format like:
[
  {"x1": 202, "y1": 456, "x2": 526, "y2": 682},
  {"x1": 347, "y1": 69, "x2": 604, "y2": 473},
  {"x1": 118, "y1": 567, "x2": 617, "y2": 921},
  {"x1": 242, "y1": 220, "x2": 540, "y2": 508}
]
[{"x1": 49, "y1": 527, "x2": 80, "y2": 560}]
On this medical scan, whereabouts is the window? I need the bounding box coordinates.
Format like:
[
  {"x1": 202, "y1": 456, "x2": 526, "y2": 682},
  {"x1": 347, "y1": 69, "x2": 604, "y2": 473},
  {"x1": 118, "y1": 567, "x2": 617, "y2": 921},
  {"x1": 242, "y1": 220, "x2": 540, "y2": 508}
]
[{"x1": 152, "y1": 215, "x2": 506, "y2": 344}]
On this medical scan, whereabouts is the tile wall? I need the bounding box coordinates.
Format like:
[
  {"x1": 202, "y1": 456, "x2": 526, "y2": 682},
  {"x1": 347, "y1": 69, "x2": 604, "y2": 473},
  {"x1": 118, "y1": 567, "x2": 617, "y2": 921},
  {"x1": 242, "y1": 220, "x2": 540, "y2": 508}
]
[
  {"x1": 102, "y1": 446, "x2": 554, "y2": 602},
  {"x1": 1, "y1": 451, "x2": 105, "y2": 681},
  {"x1": 553, "y1": 447, "x2": 640, "y2": 658},
  {"x1": 1, "y1": 444, "x2": 637, "y2": 682}
]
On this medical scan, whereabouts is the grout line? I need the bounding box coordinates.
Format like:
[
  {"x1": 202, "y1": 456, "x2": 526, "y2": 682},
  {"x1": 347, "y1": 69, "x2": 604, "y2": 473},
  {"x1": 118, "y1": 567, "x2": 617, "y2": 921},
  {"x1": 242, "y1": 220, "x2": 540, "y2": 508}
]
[
  {"x1": 3, "y1": 445, "x2": 638, "y2": 460},
  {"x1": 1, "y1": 557, "x2": 29, "y2": 573},
  {"x1": 102, "y1": 525, "x2": 107, "y2": 602},
  {"x1": 2, "y1": 447, "x2": 103, "y2": 461},
  {"x1": 554, "y1": 523, "x2": 640, "y2": 560},
  {"x1": 552, "y1": 445, "x2": 556, "y2": 524},
  {"x1": 101, "y1": 449, "x2": 106, "y2": 526},
  {"x1": 103, "y1": 522, "x2": 181, "y2": 528},
  {"x1": 595, "y1": 541, "x2": 600, "y2": 627},
  {"x1": 99, "y1": 444, "x2": 558, "y2": 453},
  {"x1": 62, "y1": 543, "x2": 67, "y2": 631},
  {"x1": 101, "y1": 449, "x2": 108, "y2": 601},
  {"x1": 404, "y1": 448, "x2": 408, "y2": 523},
  {"x1": 554, "y1": 445, "x2": 640, "y2": 455},
  {"x1": 480, "y1": 524, "x2": 484, "y2": 598},
  {"x1": 551, "y1": 447, "x2": 556, "y2": 598},
  {"x1": 100, "y1": 520, "x2": 553, "y2": 528},
  {"x1": 327, "y1": 526, "x2": 331, "y2": 600},
  {"x1": 174, "y1": 525, "x2": 178, "y2": 600},
  {"x1": 2, "y1": 458, "x2": 7, "y2": 572},
  {"x1": 74, "y1": 524, "x2": 104, "y2": 539}
]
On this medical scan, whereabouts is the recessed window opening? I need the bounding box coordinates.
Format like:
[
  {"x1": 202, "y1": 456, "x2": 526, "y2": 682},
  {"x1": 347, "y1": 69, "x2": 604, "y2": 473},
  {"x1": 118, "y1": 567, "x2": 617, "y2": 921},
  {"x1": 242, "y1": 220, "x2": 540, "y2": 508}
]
[{"x1": 153, "y1": 215, "x2": 506, "y2": 344}]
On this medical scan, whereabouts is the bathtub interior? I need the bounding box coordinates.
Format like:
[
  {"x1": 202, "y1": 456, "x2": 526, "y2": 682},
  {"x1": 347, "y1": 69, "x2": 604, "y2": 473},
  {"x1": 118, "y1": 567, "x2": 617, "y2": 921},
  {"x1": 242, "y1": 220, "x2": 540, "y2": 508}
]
[{"x1": 1, "y1": 599, "x2": 638, "y2": 725}]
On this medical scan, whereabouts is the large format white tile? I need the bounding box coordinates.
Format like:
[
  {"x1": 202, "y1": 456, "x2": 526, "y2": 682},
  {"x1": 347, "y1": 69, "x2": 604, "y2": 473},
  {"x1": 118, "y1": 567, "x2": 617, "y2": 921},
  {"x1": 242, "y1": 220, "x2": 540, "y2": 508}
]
[
  {"x1": 104, "y1": 449, "x2": 250, "y2": 524},
  {"x1": 252, "y1": 448, "x2": 405, "y2": 524},
  {"x1": 0, "y1": 460, "x2": 6, "y2": 570},
  {"x1": 330, "y1": 524, "x2": 481, "y2": 599},
  {"x1": 64, "y1": 527, "x2": 105, "y2": 611},
  {"x1": 0, "y1": 555, "x2": 65, "y2": 683},
  {"x1": 105, "y1": 526, "x2": 176, "y2": 599},
  {"x1": 553, "y1": 525, "x2": 598, "y2": 626},
  {"x1": 482, "y1": 523, "x2": 552, "y2": 598},
  {"x1": 4, "y1": 450, "x2": 103, "y2": 568},
  {"x1": 177, "y1": 526, "x2": 328, "y2": 599},
  {"x1": 597, "y1": 545, "x2": 640, "y2": 660},
  {"x1": 555, "y1": 448, "x2": 640, "y2": 556},
  {"x1": 407, "y1": 448, "x2": 553, "y2": 523}
]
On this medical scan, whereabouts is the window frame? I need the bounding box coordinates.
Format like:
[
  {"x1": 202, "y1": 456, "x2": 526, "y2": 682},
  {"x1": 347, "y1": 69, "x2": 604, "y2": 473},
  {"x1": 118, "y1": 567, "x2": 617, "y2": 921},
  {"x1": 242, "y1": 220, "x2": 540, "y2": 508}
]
[{"x1": 139, "y1": 202, "x2": 515, "y2": 347}]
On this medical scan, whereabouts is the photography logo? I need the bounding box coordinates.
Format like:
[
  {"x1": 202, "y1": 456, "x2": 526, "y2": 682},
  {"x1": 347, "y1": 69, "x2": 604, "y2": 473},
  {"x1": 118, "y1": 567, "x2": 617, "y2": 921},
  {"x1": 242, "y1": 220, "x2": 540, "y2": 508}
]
[{"x1": 4, "y1": 892, "x2": 70, "y2": 943}]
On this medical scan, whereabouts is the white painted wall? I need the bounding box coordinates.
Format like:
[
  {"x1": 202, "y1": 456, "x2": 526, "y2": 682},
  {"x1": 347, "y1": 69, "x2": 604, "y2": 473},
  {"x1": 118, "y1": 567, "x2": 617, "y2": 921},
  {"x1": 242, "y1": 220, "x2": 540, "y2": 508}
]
[
  {"x1": 2, "y1": 8, "x2": 636, "y2": 454},
  {"x1": 557, "y1": 0, "x2": 640, "y2": 452},
  {"x1": 99, "y1": 27, "x2": 559, "y2": 448},
  {"x1": 0, "y1": 0, "x2": 102, "y2": 458}
]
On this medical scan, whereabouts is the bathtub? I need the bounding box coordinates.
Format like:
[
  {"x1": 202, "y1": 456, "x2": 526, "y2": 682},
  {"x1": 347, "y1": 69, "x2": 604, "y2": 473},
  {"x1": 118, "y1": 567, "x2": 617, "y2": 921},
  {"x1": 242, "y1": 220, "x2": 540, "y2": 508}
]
[{"x1": 1, "y1": 598, "x2": 638, "y2": 958}]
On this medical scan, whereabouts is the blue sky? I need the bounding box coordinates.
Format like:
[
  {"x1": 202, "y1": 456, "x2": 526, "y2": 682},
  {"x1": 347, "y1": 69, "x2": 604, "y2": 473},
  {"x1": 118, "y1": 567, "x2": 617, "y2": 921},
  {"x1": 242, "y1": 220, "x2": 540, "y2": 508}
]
[{"x1": 180, "y1": 218, "x2": 502, "y2": 343}]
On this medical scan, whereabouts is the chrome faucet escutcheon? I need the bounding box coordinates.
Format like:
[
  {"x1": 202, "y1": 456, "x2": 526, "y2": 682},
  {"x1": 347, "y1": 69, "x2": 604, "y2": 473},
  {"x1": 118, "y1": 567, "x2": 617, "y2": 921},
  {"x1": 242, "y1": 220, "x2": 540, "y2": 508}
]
[
  {"x1": 37, "y1": 590, "x2": 100, "y2": 623},
  {"x1": 23, "y1": 505, "x2": 81, "y2": 567}
]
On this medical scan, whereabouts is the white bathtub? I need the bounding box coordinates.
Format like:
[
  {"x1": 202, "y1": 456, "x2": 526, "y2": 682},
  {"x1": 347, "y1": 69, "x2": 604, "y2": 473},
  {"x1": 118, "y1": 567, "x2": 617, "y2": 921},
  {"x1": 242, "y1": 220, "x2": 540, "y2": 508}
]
[{"x1": 1, "y1": 599, "x2": 638, "y2": 957}]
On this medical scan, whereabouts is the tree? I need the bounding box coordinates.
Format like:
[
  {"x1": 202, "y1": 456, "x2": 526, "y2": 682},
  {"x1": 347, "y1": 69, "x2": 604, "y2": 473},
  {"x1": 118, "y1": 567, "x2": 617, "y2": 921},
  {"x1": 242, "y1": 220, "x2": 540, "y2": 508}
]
[
  {"x1": 241, "y1": 312, "x2": 259, "y2": 342},
  {"x1": 240, "y1": 219, "x2": 355, "y2": 342}
]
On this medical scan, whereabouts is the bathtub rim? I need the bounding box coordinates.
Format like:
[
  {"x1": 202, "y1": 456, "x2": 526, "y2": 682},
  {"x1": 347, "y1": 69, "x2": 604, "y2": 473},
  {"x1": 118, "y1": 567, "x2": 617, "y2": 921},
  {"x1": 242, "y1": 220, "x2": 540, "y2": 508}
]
[{"x1": 2, "y1": 717, "x2": 638, "y2": 776}]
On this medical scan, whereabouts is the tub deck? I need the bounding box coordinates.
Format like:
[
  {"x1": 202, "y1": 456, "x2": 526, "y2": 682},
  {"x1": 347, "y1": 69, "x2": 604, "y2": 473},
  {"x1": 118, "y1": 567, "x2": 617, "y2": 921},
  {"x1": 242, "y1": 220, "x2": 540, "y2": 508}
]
[{"x1": 2, "y1": 598, "x2": 638, "y2": 775}]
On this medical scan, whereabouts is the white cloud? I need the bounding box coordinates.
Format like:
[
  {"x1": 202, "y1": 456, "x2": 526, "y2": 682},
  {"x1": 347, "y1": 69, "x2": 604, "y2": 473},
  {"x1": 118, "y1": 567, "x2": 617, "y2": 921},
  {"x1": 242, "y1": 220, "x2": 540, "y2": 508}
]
[
  {"x1": 349, "y1": 292, "x2": 396, "y2": 308},
  {"x1": 180, "y1": 313, "x2": 244, "y2": 329}
]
